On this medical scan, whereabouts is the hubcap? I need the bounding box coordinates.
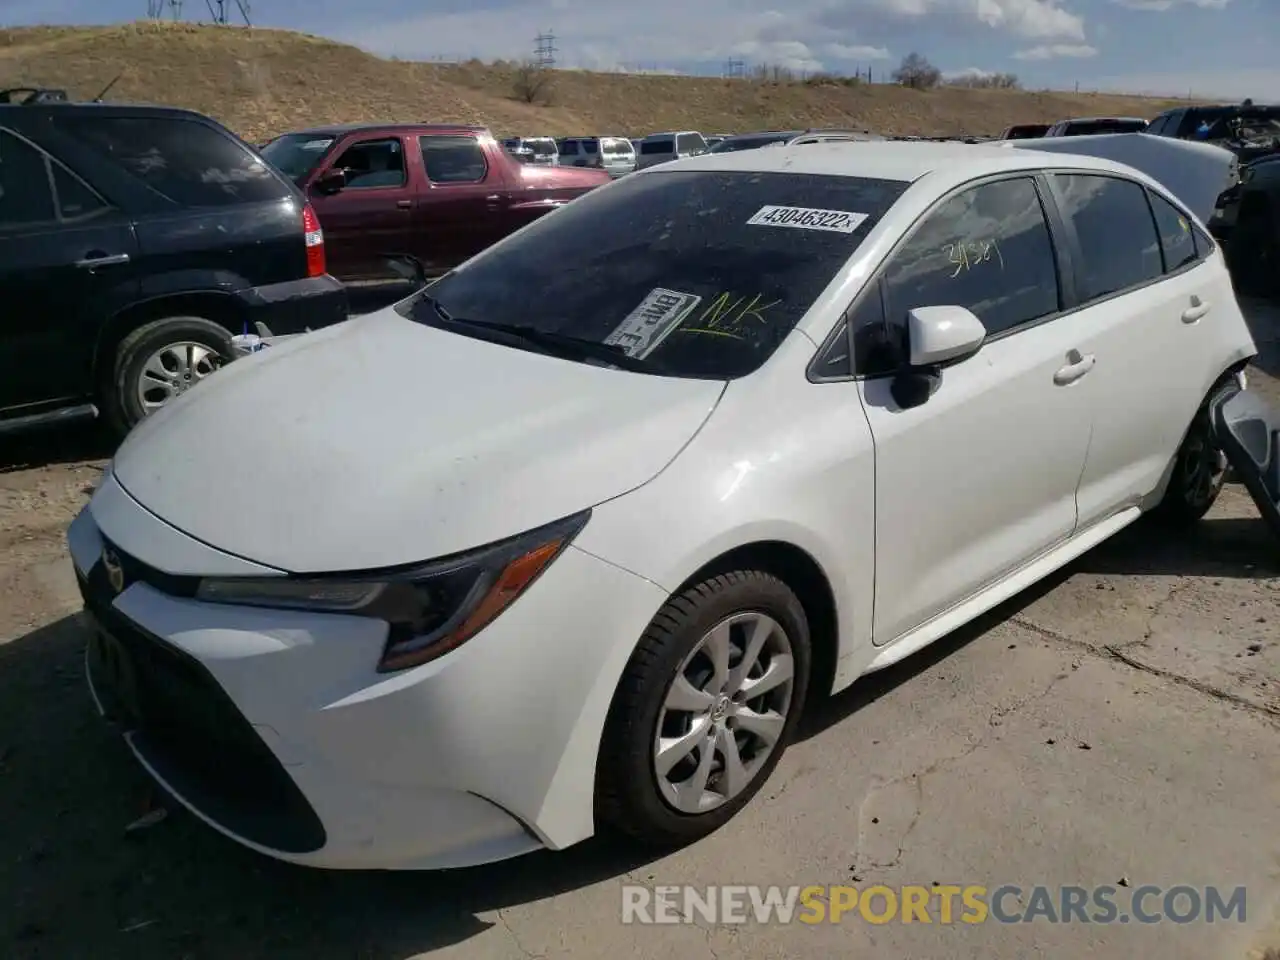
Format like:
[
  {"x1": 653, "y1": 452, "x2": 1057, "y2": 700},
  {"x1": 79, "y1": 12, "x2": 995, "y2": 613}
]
[
  {"x1": 137, "y1": 342, "x2": 222, "y2": 413},
  {"x1": 652, "y1": 611, "x2": 795, "y2": 814},
  {"x1": 1181, "y1": 430, "x2": 1227, "y2": 508}
]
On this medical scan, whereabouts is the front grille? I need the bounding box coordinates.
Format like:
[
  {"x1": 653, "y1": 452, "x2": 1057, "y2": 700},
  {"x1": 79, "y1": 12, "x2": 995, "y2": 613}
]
[{"x1": 79, "y1": 563, "x2": 326, "y2": 855}]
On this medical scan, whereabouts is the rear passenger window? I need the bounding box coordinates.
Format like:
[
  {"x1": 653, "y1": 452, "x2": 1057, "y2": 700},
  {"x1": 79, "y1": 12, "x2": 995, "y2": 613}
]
[
  {"x1": 1147, "y1": 191, "x2": 1199, "y2": 273},
  {"x1": 1053, "y1": 174, "x2": 1162, "y2": 302},
  {"x1": 583, "y1": 140, "x2": 599, "y2": 154},
  {"x1": 52, "y1": 116, "x2": 287, "y2": 207},
  {"x1": 560, "y1": 140, "x2": 579, "y2": 155},
  {"x1": 51, "y1": 162, "x2": 107, "y2": 220},
  {"x1": 0, "y1": 129, "x2": 56, "y2": 227},
  {"x1": 420, "y1": 135, "x2": 487, "y2": 183},
  {"x1": 880, "y1": 177, "x2": 1060, "y2": 356}
]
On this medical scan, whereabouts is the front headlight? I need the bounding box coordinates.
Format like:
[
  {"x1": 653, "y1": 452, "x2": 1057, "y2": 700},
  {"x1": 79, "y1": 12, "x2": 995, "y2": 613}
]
[{"x1": 195, "y1": 511, "x2": 590, "y2": 672}]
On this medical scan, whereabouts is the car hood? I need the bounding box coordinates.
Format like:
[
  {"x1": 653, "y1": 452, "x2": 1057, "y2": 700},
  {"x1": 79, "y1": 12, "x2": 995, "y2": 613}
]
[{"x1": 110, "y1": 309, "x2": 725, "y2": 573}]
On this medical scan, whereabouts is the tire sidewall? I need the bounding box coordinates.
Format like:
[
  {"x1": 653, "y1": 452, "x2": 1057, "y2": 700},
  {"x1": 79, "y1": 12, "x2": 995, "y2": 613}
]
[
  {"x1": 601, "y1": 572, "x2": 811, "y2": 844},
  {"x1": 111, "y1": 317, "x2": 236, "y2": 434}
]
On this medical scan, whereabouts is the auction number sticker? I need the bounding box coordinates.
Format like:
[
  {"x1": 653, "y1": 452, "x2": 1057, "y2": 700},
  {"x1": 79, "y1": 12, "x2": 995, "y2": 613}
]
[
  {"x1": 747, "y1": 205, "x2": 869, "y2": 234},
  {"x1": 604, "y1": 288, "x2": 703, "y2": 358}
]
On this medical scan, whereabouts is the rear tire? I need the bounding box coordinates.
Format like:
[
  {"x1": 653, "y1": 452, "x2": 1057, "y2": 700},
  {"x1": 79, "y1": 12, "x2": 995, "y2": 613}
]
[
  {"x1": 106, "y1": 316, "x2": 236, "y2": 437},
  {"x1": 1151, "y1": 384, "x2": 1233, "y2": 526},
  {"x1": 595, "y1": 571, "x2": 811, "y2": 848}
]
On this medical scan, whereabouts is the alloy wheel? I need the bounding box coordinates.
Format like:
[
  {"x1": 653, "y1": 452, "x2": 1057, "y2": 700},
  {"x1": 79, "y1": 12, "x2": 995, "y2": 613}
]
[
  {"x1": 136, "y1": 341, "x2": 223, "y2": 413},
  {"x1": 1180, "y1": 430, "x2": 1227, "y2": 510},
  {"x1": 652, "y1": 611, "x2": 795, "y2": 814}
]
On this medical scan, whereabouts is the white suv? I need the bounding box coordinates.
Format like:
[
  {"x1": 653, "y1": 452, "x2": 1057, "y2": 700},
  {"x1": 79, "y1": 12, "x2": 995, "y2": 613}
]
[{"x1": 635, "y1": 130, "x2": 708, "y2": 169}]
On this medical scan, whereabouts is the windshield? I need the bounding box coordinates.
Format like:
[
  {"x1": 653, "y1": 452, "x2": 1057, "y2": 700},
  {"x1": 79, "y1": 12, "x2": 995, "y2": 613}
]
[
  {"x1": 399, "y1": 170, "x2": 909, "y2": 379},
  {"x1": 1063, "y1": 119, "x2": 1147, "y2": 136},
  {"x1": 710, "y1": 134, "x2": 795, "y2": 153},
  {"x1": 259, "y1": 133, "x2": 336, "y2": 181}
]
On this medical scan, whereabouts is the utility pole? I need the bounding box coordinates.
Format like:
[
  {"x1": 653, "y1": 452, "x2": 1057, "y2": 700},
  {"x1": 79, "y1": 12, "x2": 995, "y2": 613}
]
[
  {"x1": 534, "y1": 32, "x2": 557, "y2": 68},
  {"x1": 723, "y1": 57, "x2": 744, "y2": 78}
]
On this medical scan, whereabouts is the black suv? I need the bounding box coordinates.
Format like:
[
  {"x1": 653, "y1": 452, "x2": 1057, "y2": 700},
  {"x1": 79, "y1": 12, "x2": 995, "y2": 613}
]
[
  {"x1": 1146, "y1": 101, "x2": 1280, "y2": 165},
  {"x1": 0, "y1": 89, "x2": 348, "y2": 437}
]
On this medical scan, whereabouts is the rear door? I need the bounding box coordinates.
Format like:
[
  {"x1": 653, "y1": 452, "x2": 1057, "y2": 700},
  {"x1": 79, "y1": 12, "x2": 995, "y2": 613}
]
[
  {"x1": 1046, "y1": 172, "x2": 1230, "y2": 527},
  {"x1": 415, "y1": 133, "x2": 509, "y2": 269},
  {"x1": 0, "y1": 126, "x2": 139, "y2": 414},
  {"x1": 306, "y1": 134, "x2": 415, "y2": 279}
]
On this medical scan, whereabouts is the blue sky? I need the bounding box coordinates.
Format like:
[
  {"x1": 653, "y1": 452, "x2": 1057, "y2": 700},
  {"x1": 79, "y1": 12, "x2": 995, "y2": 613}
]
[{"x1": 4, "y1": 0, "x2": 1278, "y2": 97}]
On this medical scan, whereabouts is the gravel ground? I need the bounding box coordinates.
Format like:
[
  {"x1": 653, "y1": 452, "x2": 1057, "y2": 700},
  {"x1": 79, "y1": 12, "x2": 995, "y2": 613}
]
[{"x1": 0, "y1": 297, "x2": 1277, "y2": 960}]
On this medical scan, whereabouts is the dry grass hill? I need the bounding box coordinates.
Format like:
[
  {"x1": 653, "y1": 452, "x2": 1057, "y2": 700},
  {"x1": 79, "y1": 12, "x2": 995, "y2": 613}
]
[{"x1": 0, "y1": 22, "x2": 1194, "y2": 143}]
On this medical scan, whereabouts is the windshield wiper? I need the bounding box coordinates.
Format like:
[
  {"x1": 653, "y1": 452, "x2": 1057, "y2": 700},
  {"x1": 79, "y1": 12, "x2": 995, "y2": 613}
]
[{"x1": 415, "y1": 300, "x2": 663, "y2": 372}]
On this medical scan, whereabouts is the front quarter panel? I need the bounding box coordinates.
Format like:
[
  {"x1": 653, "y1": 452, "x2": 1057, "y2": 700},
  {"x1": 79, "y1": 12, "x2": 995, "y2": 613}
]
[{"x1": 574, "y1": 333, "x2": 876, "y2": 693}]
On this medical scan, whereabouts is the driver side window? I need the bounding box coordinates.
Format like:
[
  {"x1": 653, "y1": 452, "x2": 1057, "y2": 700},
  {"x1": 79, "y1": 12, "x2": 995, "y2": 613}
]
[
  {"x1": 331, "y1": 137, "x2": 406, "y2": 189},
  {"x1": 855, "y1": 176, "x2": 1061, "y2": 376}
]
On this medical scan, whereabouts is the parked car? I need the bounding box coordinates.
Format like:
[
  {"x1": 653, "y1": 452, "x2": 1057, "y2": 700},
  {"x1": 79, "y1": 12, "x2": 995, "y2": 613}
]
[
  {"x1": 556, "y1": 136, "x2": 637, "y2": 177},
  {"x1": 260, "y1": 123, "x2": 610, "y2": 280},
  {"x1": 1044, "y1": 117, "x2": 1149, "y2": 137},
  {"x1": 1215, "y1": 152, "x2": 1280, "y2": 295},
  {"x1": 705, "y1": 135, "x2": 728, "y2": 149},
  {"x1": 998, "y1": 124, "x2": 1049, "y2": 140},
  {"x1": 0, "y1": 93, "x2": 347, "y2": 438},
  {"x1": 710, "y1": 129, "x2": 884, "y2": 153},
  {"x1": 634, "y1": 130, "x2": 709, "y2": 169},
  {"x1": 72, "y1": 140, "x2": 1256, "y2": 871},
  {"x1": 501, "y1": 136, "x2": 559, "y2": 165},
  {"x1": 1146, "y1": 100, "x2": 1280, "y2": 166}
]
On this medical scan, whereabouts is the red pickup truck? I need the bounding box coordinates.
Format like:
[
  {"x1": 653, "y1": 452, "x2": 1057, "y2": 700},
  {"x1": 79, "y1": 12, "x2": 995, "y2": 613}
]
[{"x1": 260, "y1": 123, "x2": 611, "y2": 280}]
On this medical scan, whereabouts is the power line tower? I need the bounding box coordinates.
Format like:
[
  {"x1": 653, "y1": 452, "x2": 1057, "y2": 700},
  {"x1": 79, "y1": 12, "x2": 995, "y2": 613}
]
[
  {"x1": 723, "y1": 57, "x2": 745, "y2": 78},
  {"x1": 146, "y1": 0, "x2": 185, "y2": 18},
  {"x1": 206, "y1": 0, "x2": 252, "y2": 24},
  {"x1": 533, "y1": 32, "x2": 557, "y2": 68}
]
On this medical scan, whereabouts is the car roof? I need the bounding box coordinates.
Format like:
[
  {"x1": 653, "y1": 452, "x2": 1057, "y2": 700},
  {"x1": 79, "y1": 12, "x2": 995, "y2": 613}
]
[
  {"x1": 643, "y1": 139, "x2": 1148, "y2": 185},
  {"x1": 1060, "y1": 117, "x2": 1148, "y2": 124},
  {"x1": 290, "y1": 122, "x2": 488, "y2": 137},
  {"x1": 643, "y1": 131, "x2": 700, "y2": 139}
]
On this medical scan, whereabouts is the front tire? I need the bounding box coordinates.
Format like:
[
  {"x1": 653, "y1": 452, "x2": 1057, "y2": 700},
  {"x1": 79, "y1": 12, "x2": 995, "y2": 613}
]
[
  {"x1": 595, "y1": 571, "x2": 811, "y2": 847},
  {"x1": 106, "y1": 316, "x2": 236, "y2": 437}
]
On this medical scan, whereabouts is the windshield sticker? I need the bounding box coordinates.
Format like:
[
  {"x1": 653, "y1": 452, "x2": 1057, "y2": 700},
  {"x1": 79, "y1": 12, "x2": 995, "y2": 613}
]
[
  {"x1": 604, "y1": 288, "x2": 703, "y2": 358},
  {"x1": 747, "y1": 205, "x2": 869, "y2": 234},
  {"x1": 945, "y1": 239, "x2": 1005, "y2": 278}
]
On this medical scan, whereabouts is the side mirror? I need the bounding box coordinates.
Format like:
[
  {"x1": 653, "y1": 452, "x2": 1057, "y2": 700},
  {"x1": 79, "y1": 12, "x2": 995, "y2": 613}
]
[
  {"x1": 314, "y1": 167, "x2": 347, "y2": 194},
  {"x1": 382, "y1": 253, "x2": 427, "y2": 287},
  {"x1": 906, "y1": 305, "x2": 986, "y2": 367}
]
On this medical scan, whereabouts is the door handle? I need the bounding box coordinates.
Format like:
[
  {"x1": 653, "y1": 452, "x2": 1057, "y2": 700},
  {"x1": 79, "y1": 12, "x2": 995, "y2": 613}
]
[
  {"x1": 486, "y1": 194, "x2": 502, "y2": 203},
  {"x1": 1053, "y1": 350, "x2": 1096, "y2": 386},
  {"x1": 1181, "y1": 296, "x2": 1211, "y2": 323},
  {"x1": 396, "y1": 200, "x2": 412, "y2": 209},
  {"x1": 75, "y1": 252, "x2": 131, "y2": 269}
]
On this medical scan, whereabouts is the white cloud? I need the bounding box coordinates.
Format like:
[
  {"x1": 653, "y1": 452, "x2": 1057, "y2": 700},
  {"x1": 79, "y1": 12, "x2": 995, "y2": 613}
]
[
  {"x1": 1113, "y1": 0, "x2": 1228, "y2": 9},
  {"x1": 823, "y1": 43, "x2": 892, "y2": 60},
  {"x1": 1014, "y1": 42, "x2": 1099, "y2": 59},
  {"x1": 871, "y1": 0, "x2": 1087, "y2": 40},
  {"x1": 944, "y1": 66, "x2": 999, "y2": 80}
]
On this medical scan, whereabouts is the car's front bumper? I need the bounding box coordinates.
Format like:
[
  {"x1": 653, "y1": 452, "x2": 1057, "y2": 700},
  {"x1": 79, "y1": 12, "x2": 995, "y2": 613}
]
[
  {"x1": 233, "y1": 274, "x2": 349, "y2": 337},
  {"x1": 69, "y1": 478, "x2": 667, "y2": 870}
]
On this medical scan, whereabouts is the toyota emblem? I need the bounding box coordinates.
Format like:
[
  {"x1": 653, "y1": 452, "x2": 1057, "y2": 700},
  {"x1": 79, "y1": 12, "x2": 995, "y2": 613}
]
[{"x1": 102, "y1": 547, "x2": 125, "y2": 594}]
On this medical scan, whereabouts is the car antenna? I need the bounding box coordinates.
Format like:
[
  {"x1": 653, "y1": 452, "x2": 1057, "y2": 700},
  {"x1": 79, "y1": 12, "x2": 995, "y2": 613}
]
[{"x1": 93, "y1": 72, "x2": 123, "y2": 103}]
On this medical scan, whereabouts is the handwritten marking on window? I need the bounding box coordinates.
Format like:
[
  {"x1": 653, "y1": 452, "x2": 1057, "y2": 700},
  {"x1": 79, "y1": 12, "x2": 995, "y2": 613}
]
[
  {"x1": 696, "y1": 292, "x2": 782, "y2": 331},
  {"x1": 944, "y1": 239, "x2": 1005, "y2": 278}
]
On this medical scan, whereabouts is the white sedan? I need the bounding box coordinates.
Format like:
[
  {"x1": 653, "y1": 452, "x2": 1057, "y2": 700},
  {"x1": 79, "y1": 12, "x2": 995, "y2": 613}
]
[{"x1": 69, "y1": 141, "x2": 1257, "y2": 870}]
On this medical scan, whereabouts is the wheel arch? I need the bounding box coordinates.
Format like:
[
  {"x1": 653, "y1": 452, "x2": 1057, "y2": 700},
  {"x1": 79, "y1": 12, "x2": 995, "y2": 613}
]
[
  {"x1": 667, "y1": 539, "x2": 840, "y2": 703},
  {"x1": 94, "y1": 291, "x2": 246, "y2": 390}
]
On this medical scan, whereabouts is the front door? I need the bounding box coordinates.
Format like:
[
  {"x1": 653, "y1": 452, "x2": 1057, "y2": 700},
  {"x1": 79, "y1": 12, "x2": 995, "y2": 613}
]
[
  {"x1": 854, "y1": 176, "x2": 1094, "y2": 644},
  {"x1": 415, "y1": 134, "x2": 509, "y2": 270},
  {"x1": 307, "y1": 135, "x2": 414, "y2": 280},
  {"x1": 0, "y1": 127, "x2": 139, "y2": 415}
]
